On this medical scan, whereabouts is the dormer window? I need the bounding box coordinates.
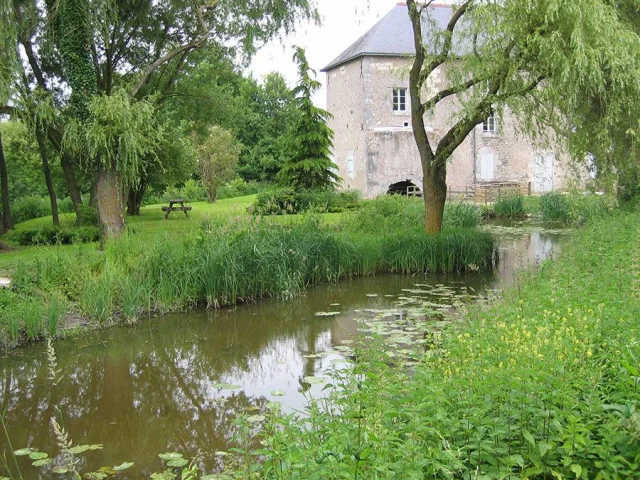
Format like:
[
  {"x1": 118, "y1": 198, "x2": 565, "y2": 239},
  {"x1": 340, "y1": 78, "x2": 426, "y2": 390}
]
[
  {"x1": 483, "y1": 111, "x2": 499, "y2": 135},
  {"x1": 393, "y1": 88, "x2": 407, "y2": 113}
]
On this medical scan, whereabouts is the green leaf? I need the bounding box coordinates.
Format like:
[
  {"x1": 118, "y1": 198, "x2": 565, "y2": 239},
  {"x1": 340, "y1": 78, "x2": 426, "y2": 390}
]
[
  {"x1": 69, "y1": 445, "x2": 91, "y2": 454},
  {"x1": 246, "y1": 415, "x2": 266, "y2": 423},
  {"x1": 32, "y1": 458, "x2": 52, "y2": 467},
  {"x1": 571, "y1": 464, "x2": 583, "y2": 478},
  {"x1": 158, "y1": 452, "x2": 184, "y2": 461},
  {"x1": 166, "y1": 458, "x2": 188, "y2": 468},
  {"x1": 150, "y1": 471, "x2": 176, "y2": 480},
  {"x1": 270, "y1": 390, "x2": 285, "y2": 396},
  {"x1": 211, "y1": 383, "x2": 242, "y2": 390},
  {"x1": 113, "y1": 462, "x2": 134, "y2": 471},
  {"x1": 522, "y1": 430, "x2": 536, "y2": 446},
  {"x1": 13, "y1": 448, "x2": 35, "y2": 456},
  {"x1": 303, "y1": 376, "x2": 327, "y2": 385},
  {"x1": 52, "y1": 466, "x2": 69, "y2": 474},
  {"x1": 538, "y1": 442, "x2": 552, "y2": 457},
  {"x1": 84, "y1": 473, "x2": 108, "y2": 480},
  {"x1": 29, "y1": 451, "x2": 49, "y2": 460},
  {"x1": 509, "y1": 454, "x2": 525, "y2": 467}
]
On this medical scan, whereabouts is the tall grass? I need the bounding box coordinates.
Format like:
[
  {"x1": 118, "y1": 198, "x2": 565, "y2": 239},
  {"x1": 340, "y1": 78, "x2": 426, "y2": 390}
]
[
  {"x1": 341, "y1": 195, "x2": 482, "y2": 232},
  {"x1": 1, "y1": 217, "x2": 496, "y2": 346},
  {"x1": 217, "y1": 208, "x2": 640, "y2": 479},
  {"x1": 540, "y1": 191, "x2": 614, "y2": 224},
  {"x1": 493, "y1": 195, "x2": 525, "y2": 218}
]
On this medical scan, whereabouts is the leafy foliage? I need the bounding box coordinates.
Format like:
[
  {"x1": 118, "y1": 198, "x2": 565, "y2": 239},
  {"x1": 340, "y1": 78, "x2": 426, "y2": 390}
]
[
  {"x1": 195, "y1": 126, "x2": 242, "y2": 202},
  {"x1": 6, "y1": 225, "x2": 100, "y2": 246},
  {"x1": 277, "y1": 47, "x2": 339, "y2": 191},
  {"x1": 405, "y1": 0, "x2": 640, "y2": 231},
  {"x1": 251, "y1": 188, "x2": 360, "y2": 215},
  {"x1": 64, "y1": 89, "x2": 163, "y2": 183}
]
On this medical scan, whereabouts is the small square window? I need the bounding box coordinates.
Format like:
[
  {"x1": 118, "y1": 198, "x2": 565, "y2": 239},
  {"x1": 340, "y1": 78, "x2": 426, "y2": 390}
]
[
  {"x1": 393, "y1": 88, "x2": 407, "y2": 112},
  {"x1": 482, "y1": 111, "x2": 499, "y2": 134}
]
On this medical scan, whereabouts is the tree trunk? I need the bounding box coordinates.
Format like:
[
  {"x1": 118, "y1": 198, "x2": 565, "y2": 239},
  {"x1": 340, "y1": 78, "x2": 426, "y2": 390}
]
[
  {"x1": 0, "y1": 210, "x2": 5, "y2": 236},
  {"x1": 60, "y1": 153, "x2": 83, "y2": 216},
  {"x1": 126, "y1": 180, "x2": 146, "y2": 216},
  {"x1": 89, "y1": 180, "x2": 98, "y2": 208},
  {"x1": 35, "y1": 125, "x2": 60, "y2": 226},
  {"x1": 95, "y1": 168, "x2": 125, "y2": 242},
  {"x1": 423, "y1": 162, "x2": 447, "y2": 233},
  {"x1": 0, "y1": 131, "x2": 13, "y2": 230}
]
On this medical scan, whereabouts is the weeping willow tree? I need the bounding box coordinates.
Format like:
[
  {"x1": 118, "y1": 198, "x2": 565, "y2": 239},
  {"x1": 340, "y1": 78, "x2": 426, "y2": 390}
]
[
  {"x1": 405, "y1": 0, "x2": 640, "y2": 233},
  {"x1": 64, "y1": 90, "x2": 162, "y2": 238}
]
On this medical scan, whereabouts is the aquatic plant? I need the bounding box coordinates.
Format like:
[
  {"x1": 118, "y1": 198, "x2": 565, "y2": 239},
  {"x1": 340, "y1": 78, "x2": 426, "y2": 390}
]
[
  {"x1": 540, "y1": 191, "x2": 614, "y2": 224},
  {"x1": 493, "y1": 195, "x2": 525, "y2": 218}
]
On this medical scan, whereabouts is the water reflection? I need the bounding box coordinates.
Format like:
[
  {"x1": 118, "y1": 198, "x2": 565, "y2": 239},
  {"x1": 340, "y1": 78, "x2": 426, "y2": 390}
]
[{"x1": 0, "y1": 227, "x2": 564, "y2": 478}]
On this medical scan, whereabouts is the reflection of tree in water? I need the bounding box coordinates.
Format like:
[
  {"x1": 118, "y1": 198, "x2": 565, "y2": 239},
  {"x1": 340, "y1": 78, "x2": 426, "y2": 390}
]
[{"x1": 0, "y1": 299, "x2": 336, "y2": 476}]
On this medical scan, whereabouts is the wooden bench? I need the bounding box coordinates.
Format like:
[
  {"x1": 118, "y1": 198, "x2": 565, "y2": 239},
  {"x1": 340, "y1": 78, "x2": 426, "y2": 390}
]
[{"x1": 162, "y1": 199, "x2": 192, "y2": 219}]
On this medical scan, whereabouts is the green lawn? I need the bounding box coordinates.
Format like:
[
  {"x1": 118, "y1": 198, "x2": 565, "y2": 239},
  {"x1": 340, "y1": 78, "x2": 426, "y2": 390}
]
[{"x1": 0, "y1": 195, "x2": 344, "y2": 273}]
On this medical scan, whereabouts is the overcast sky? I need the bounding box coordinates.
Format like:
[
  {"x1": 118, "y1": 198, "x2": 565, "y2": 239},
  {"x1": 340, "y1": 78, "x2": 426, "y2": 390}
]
[{"x1": 248, "y1": 0, "x2": 397, "y2": 108}]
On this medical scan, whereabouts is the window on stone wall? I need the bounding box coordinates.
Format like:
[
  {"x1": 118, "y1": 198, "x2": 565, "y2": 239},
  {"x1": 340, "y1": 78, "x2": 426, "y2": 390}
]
[
  {"x1": 482, "y1": 111, "x2": 499, "y2": 134},
  {"x1": 393, "y1": 88, "x2": 407, "y2": 112}
]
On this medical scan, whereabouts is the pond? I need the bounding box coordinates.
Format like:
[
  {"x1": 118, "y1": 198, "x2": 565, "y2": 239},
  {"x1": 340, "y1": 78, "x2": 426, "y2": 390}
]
[{"x1": 0, "y1": 224, "x2": 566, "y2": 478}]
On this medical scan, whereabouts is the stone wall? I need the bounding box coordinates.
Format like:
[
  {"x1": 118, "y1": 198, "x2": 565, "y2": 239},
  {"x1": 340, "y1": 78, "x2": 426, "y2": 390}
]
[{"x1": 327, "y1": 56, "x2": 582, "y2": 198}]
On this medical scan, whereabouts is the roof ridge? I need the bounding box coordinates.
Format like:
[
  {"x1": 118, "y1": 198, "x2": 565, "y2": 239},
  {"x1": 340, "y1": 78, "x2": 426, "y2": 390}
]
[{"x1": 321, "y1": 3, "x2": 457, "y2": 72}]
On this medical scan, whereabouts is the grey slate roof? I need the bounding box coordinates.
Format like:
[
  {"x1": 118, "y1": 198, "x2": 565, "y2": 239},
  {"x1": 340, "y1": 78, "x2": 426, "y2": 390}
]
[{"x1": 321, "y1": 3, "x2": 458, "y2": 72}]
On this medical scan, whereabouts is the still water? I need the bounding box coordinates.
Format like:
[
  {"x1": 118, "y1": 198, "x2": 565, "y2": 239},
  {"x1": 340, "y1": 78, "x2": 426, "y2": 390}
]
[{"x1": 0, "y1": 226, "x2": 564, "y2": 478}]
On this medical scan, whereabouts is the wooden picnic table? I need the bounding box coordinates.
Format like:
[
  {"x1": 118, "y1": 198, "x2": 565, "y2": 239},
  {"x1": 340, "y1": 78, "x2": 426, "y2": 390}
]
[{"x1": 161, "y1": 199, "x2": 192, "y2": 219}]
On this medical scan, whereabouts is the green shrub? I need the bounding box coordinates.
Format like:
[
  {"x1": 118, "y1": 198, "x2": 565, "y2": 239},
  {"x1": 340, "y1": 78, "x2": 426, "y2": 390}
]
[
  {"x1": 57, "y1": 197, "x2": 75, "y2": 214},
  {"x1": 75, "y1": 204, "x2": 100, "y2": 227},
  {"x1": 493, "y1": 195, "x2": 525, "y2": 218},
  {"x1": 252, "y1": 188, "x2": 361, "y2": 215},
  {"x1": 217, "y1": 179, "x2": 267, "y2": 199},
  {"x1": 7, "y1": 225, "x2": 101, "y2": 246},
  {"x1": 162, "y1": 179, "x2": 208, "y2": 202},
  {"x1": 12, "y1": 195, "x2": 51, "y2": 223}
]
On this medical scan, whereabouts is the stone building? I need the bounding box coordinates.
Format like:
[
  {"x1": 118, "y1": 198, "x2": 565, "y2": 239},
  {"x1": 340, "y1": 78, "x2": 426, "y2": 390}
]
[{"x1": 321, "y1": 3, "x2": 578, "y2": 198}]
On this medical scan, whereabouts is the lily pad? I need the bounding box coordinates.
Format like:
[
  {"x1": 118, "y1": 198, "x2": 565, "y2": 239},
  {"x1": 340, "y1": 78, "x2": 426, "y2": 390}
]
[
  {"x1": 13, "y1": 448, "x2": 35, "y2": 456},
  {"x1": 32, "y1": 458, "x2": 52, "y2": 467},
  {"x1": 113, "y1": 462, "x2": 134, "y2": 471},
  {"x1": 158, "y1": 452, "x2": 184, "y2": 461},
  {"x1": 52, "y1": 466, "x2": 69, "y2": 474},
  {"x1": 270, "y1": 390, "x2": 285, "y2": 396},
  {"x1": 211, "y1": 383, "x2": 242, "y2": 390},
  {"x1": 29, "y1": 452, "x2": 49, "y2": 460},
  {"x1": 167, "y1": 458, "x2": 189, "y2": 468},
  {"x1": 314, "y1": 311, "x2": 341, "y2": 316},
  {"x1": 303, "y1": 376, "x2": 328, "y2": 385}
]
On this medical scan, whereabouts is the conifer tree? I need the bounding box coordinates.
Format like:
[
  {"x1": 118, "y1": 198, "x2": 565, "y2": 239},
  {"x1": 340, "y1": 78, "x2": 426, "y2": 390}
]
[{"x1": 278, "y1": 47, "x2": 340, "y2": 191}]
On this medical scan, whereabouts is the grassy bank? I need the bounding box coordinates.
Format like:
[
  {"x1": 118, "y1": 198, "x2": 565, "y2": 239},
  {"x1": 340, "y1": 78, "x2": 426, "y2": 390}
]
[
  {"x1": 0, "y1": 212, "x2": 496, "y2": 348},
  {"x1": 217, "y1": 208, "x2": 640, "y2": 479}
]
